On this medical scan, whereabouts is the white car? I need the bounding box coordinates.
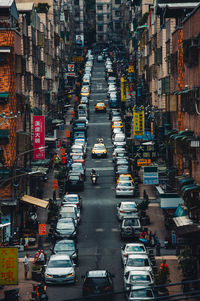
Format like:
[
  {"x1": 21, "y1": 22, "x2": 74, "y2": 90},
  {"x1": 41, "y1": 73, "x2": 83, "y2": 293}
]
[
  {"x1": 97, "y1": 55, "x2": 103, "y2": 62},
  {"x1": 116, "y1": 181, "x2": 135, "y2": 197},
  {"x1": 126, "y1": 286, "x2": 155, "y2": 301},
  {"x1": 124, "y1": 254, "x2": 153, "y2": 275},
  {"x1": 113, "y1": 135, "x2": 126, "y2": 147},
  {"x1": 124, "y1": 270, "x2": 154, "y2": 291},
  {"x1": 117, "y1": 201, "x2": 138, "y2": 220},
  {"x1": 45, "y1": 254, "x2": 76, "y2": 284},
  {"x1": 121, "y1": 243, "x2": 147, "y2": 266}
]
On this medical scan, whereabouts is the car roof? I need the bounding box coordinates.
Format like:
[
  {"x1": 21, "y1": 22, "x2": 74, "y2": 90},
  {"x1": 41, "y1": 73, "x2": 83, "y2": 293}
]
[
  {"x1": 87, "y1": 270, "x2": 108, "y2": 277},
  {"x1": 120, "y1": 201, "x2": 137, "y2": 205},
  {"x1": 125, "y1": 243, "x2": 145, "y2": 248},
  {"x1": 128, "y1": 270, "x2": 151, "y2": 276},
  {"x1": 49, "y1": 254, "x2": 71, "y2": 261},
  {"x1": 55, "y1": 239, "x2": 74, "y2": 244}
]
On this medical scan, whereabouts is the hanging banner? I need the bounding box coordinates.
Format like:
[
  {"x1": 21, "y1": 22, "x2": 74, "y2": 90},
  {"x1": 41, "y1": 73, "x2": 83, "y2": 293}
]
[
  {"x1": 121, "y1": 77, "x2": 126, "y2": 102},
  {"x1": 133, "y1": 106, "x2": 145, "y2": 136},
  {"x1": 0, "y1": 247, "x2": 18, "y2": 285},
  {"x1": 39, "y1": 224, "x2": 46, "y2": 235},
  {"x1": 34, "y1": 116, "x2": 45, "y2": 160}
]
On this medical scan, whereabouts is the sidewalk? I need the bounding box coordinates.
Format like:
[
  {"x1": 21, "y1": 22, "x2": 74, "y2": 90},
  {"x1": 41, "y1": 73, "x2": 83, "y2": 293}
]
[
  {"x1": 0, "y1": 100, "x2": 75, "y2": 301},
  {"x1": 138, "y1": 168, "x2": 183, "y2": 297}
]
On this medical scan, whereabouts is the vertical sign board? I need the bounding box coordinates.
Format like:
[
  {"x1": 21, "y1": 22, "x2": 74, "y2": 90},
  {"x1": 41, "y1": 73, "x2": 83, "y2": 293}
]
[
  {"x1": 34, "y1": 116, "x2": 45, "y2": 160},
  {"x1": 133, "y1": 106, "x2": 145, "y2": 136},
  {"x1": 143, "y1": 166, "x2": 159, "y2": 185},
  {"x1": 0, "y1": 247, "x2": 18, "y2": 285},
  {"x1": 39, "y1": 224, "x2": 46, "y2": 235},
  {"x1": 121, "y1": 77, "x2": 126, "y2": 102}
]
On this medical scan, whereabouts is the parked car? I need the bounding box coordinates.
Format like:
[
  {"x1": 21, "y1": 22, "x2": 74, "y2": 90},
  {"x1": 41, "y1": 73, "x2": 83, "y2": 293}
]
[
  {"x1": 52, "y1": 239, "x2": 78, "y2": 264},
  {"x1": 116, "y1": 181, "x2": 135, "y2": 198},
  {"x1": 82, "y1": 270, "x2": 114, "y2": 301},
  {"x1": 65, "y1": 173, "x2": 84, "y2": 192},
  {"x1": 124, "y1": 254, "x2": 153, "y2": 275},
  {"x1": 45, "y1": 254, "x2": 76, "y2": 284},
  {"x1": 121, "y1": 243, "x2": 147, "y2": 266},
  {"x1": 54, "y1": 220, "x2": 77, "y2": 240},
  {"x1": 124, "y1": 270, "x2": 154, "y2": 291},
  {"x1": 125, "y1": 286, "x2": 156, "y2": 301},
  {"x1": 92, "y1": 143, "x2": 107, "y2": 158},
  {"x1": 120, "y1": 217, "x2": 141, "y2": 241},
  {"x1": 59, "y1": 207, "x2": 79, "y2": 226},
  {"x1": 117, "y1": 201, "x2": 138, "y2": 221},
  {"x1": 62, "y1": 193, "x2": 82, "y2": 209}
]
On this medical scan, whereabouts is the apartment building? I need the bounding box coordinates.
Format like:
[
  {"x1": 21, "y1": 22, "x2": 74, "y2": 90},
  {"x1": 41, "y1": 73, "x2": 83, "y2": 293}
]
[
  {"x1": 73, "y1": 0, "x2": 85, "y2": 34},
  {"x1": 96, "y1": 0, "x2": 112, "y2": 42}
]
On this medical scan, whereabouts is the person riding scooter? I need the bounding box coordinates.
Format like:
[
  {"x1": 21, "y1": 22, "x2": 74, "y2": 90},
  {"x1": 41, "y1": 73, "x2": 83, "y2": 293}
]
[{"x1": 90, "y1": 169, "x2": 99, "y2": 184}]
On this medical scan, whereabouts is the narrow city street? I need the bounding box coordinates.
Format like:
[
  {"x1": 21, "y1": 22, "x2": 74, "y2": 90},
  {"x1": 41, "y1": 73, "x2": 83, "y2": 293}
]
[{"x1": 47, "y1": 59, "x2": 124, "y2": 300}]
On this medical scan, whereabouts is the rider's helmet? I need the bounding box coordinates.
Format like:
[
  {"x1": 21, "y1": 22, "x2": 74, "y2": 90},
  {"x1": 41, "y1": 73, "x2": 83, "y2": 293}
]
[{"x1": 92, "y1": 168, "x2": 95, "y2": 173}]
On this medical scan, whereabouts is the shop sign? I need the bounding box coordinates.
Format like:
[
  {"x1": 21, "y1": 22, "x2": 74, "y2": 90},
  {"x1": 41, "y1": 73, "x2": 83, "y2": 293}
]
[
  {"x1": 128, "y1": 65, "x2": 134, "y2": 73},
  {"x1": 39, "y1": 224, "x2": 46, "y2": 235},
  {"x1": 0, "y1": 247, "x2": 18, "y2": 285},
  {"x1": 72, "y1": 56, "x2": 83, "y2": 62},
  {"x1": 137, "y1": 159, "x2": 151, "y2": 166},
  {"x1": 34, "y1": 116, "x2": 45, "y2": 160},
  {"x1": 66, "y1": 130, "x2": 70, "y2": 138},
  {"x1": 60, "y1": 148, "x2": 65, "y2": 156},
  {"x1": 143, "y1": 166, "x2": 158, "y2": 184},
  {"x1": 121, "y1": 77, "x2": 126, "y2": 102},
  {"x1": 66, "y1": 73, "x2": 76, "y2": 77},
  {"x1": 52, "y1": 179, "x2": 58, "y2": 190},
  {"x1": 67, "y1": 64, "x2": 74, "y2": 72},
  {"x1": 133, "y1": 144, "x2": 156, "y2": 159},
  {"x1": 133, "y1": 106, "x2": 144, "y2": 136}
]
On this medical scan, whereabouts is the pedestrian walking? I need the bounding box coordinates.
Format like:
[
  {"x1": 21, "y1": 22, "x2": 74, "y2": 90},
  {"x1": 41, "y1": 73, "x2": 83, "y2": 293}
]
[{"x1": 23, "y1": 253, "x2": 30, "y2": 280}]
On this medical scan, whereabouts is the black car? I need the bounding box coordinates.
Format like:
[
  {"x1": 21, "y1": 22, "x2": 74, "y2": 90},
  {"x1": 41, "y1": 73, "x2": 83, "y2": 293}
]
[
  {"x1": 52, "y1": 239, "x2": 79, "y2": 264},
  {"x1": 82, "y1": 270, "x2": 114, "y2": 301},
  {"x1": 66, "y1": 174, "x2": 84, "y2": 191}
]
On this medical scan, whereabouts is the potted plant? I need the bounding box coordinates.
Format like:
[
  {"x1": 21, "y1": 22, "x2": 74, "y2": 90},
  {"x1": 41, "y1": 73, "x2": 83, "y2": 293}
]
[
  {"x1": 155, "y1": 261, "x2": 170, "y2": 296},
  {"x1": 31, "y1": 264, "x2": 42, "y2": 281}
]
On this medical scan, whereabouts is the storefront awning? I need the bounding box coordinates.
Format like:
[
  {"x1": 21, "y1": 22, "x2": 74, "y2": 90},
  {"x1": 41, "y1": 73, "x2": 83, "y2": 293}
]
[
  {"x1": 31, "y1": 159, "x2": 50, "y2": 166},
  {"x1": 178, "y1": 177, "x2": 194, "y2": 187},
  {"x1": 173, "y1": 216, "x2": 193, "y2": 227},
  {"x1": 21, "y1": 195, "x2": 49, "y2": 209},
  {"x1": 160, "y1": 195, "x2": 184, "y2": 209},
  {"x1": 181, "y1": 184, "x2": 200, "y2": 194}
]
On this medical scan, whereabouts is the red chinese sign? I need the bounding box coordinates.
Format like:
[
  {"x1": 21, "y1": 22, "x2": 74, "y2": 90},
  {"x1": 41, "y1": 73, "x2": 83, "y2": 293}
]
[
  {"x1": 39, "y1": 224, "x2": 46, "y2": 235},
  {"x1": 52, "y1": 179, "x2": 58, "y2": 190},
  {"x1": 0, "y1": 248, "x2": 18, "y2": 285},
  {"x1": 34, "y1": 116, "x2": 45, "y2": 160}
]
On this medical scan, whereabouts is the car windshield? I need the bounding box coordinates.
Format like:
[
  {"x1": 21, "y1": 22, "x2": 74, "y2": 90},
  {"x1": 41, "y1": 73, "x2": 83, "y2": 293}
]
[
  {"x1": 72, "y1": 155, "x2": 82, "y2": 160},
  {"x1": 129, "y1": 275, "x2": 151, "y2": 282},
  {"x1": 69, "y1": 176, "x2": 79, "y2": 181},
  {"x1": 56, "y1": 223, "x2": 74, "y2": 230},
  {"x1": 54, "y1": 242, "x2": 75, "y2": 252},
  {"x1": 118, "y1": 182, "x2": 132, "y2": 187},
  {"x1": 60, "y1": 212, "x2": 76, "y2": 219},
  {"x1": 48, "y1": 260, "x2": 72, "y2": 268},
  {"x1": 115, "y1": 136, "x2": 125, "y2": 142},
  {"x1": 97, "y1": 103, "x2": 104, "y2": 107},
  {"x1": 85, "y1": 277, "x2": 110, "y2": 286},
  {"x1": 126, "y1": 245, "x2": 145, "y2": 252},
  {"x1": 124, "y1": 219, "x2": 140, "y2": 227},
  {"x1": 94, "y1": 145, "x2": 105, "y2": 150},
  {"x1": 122, "y1": 203, "x2": 136, "y2": 210},
  {"x1": 64, "y1": 195, "x2": 78, "y2": 202},
  {"x1": 127, "y1": 258, "x2": 149, "y2": 267},
  {"x1": 117, "y1": 166, "x2": 129, "y2": 171},
  {"x1": 130, "y1": 289, "x2": 153, "y2": 298}
]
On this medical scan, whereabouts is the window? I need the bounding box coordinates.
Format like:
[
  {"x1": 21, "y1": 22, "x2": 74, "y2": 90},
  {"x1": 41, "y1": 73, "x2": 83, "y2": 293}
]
[
  {"x1": 107, "y1": 4, "x2": 109, "y2": 8},
  {"x1": 74, "y1": 0, "x2": 79, "y2": 5},
  {"x1": 98, "y1": 25, "x2": 103, "y2": 31},
  {"x1": 115, "y1": 23, "x2": 121, "y2": 30},
  {"x1": 97, "y1": 15, "x2": 103, "y2": 21},
  {"x1": 115, "y1": 11, "x2": 120, "y2": 17},
  {"x1": 97, "y1": 5, "x2": 103, "y2": 10},
  {"x1": 98, "y1": 35, "x2": 103, "y2": 41},
  {"x1": 107, "y1": 14, "x2": 110, "y2": 19},
  {"x1": 115, "y1": 0, "x2": 121, "y2": 3}
]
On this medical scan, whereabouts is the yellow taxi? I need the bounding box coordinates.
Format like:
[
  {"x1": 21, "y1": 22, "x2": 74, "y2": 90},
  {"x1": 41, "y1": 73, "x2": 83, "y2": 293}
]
[
  {"x1": 116, "y1": 174, "x2": 134, "y2": 184},
  {"x1": 91, "y1": 143, "x2": 107, "y2": 158},
  {"x1": 112, "y1": 121, "x2": 124, "y2": 129},
  {"x1": 81, "y1": 86, "x2": 90, "y2": 97},
  {"x1": 95, "y1": 102, "x2": 107, "y2": 112}
]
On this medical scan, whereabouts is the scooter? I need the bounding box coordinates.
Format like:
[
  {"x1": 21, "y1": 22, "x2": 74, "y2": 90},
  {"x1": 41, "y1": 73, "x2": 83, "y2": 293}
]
[{"x1": 91, "y1": 174, "x2": 97, "y2": 184}]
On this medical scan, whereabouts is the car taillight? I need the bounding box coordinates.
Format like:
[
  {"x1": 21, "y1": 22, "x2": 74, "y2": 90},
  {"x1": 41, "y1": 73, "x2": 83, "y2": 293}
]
[
  {"x1": 129, "y1": 188, "x2": 132, "y2": 191},
  {"x1": 83, "y1": 287, "x2": 91, "y2": 293},
  {"x1": 120, "y1": 210, "x2": 125, "y2": 213},
  {"x1": 104, "y1": 286, "x2": 112, "y2": 292},
  {"x1": 123, "y1": 254, "x2": 128, "y2": 257},
  {"x1": 116, "y1": 188, "x2": 120, "y2": 191}
]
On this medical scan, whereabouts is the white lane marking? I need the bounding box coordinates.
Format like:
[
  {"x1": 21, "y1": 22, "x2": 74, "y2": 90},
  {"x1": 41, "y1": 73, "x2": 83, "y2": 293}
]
[
  {"x1": 112, "y1": 228, "x2": 120, "y2": 232},
  {"x1": 92, "y1": 78, "x2": 105, "y2": 80},
  {"x1": 89, "y1": 122, "x2": 110, "y2": 125},
  {"x1": 87, "y1": 167, "x2": 113, "y2": 171},
  {"x1": 96, "y1": 228, "x2": 104, "y2": 232}
]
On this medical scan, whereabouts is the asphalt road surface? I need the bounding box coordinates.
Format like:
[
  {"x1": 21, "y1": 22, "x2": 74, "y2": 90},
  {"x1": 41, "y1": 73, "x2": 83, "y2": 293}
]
[{"x1": 47, "y1": 59, "x2": 125, "y2": 301}]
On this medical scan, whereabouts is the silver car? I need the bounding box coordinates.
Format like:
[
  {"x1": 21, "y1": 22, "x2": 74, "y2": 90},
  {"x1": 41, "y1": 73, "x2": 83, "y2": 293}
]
[
  {"x1": 121, "y1": 243, "x2": 147, "y2": 266},
  {"x1": 117, "y1": 201, "x2": 138, "y2": 220},
  {"x1": 116, "y1": 182, "x2": 135, "y2": 198},
  {"x1": 126, "y1": 286, "x2": 155, "y2": 301},
  {"x1": 124, "y1": 270, "x2": 154, "y2": 291},
  {"x1": 124, "y1": 254, "x2": 153, "y2": 276},
  {"x1": 45, "y1": 254, "x2": 76, "y2": 284}
]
